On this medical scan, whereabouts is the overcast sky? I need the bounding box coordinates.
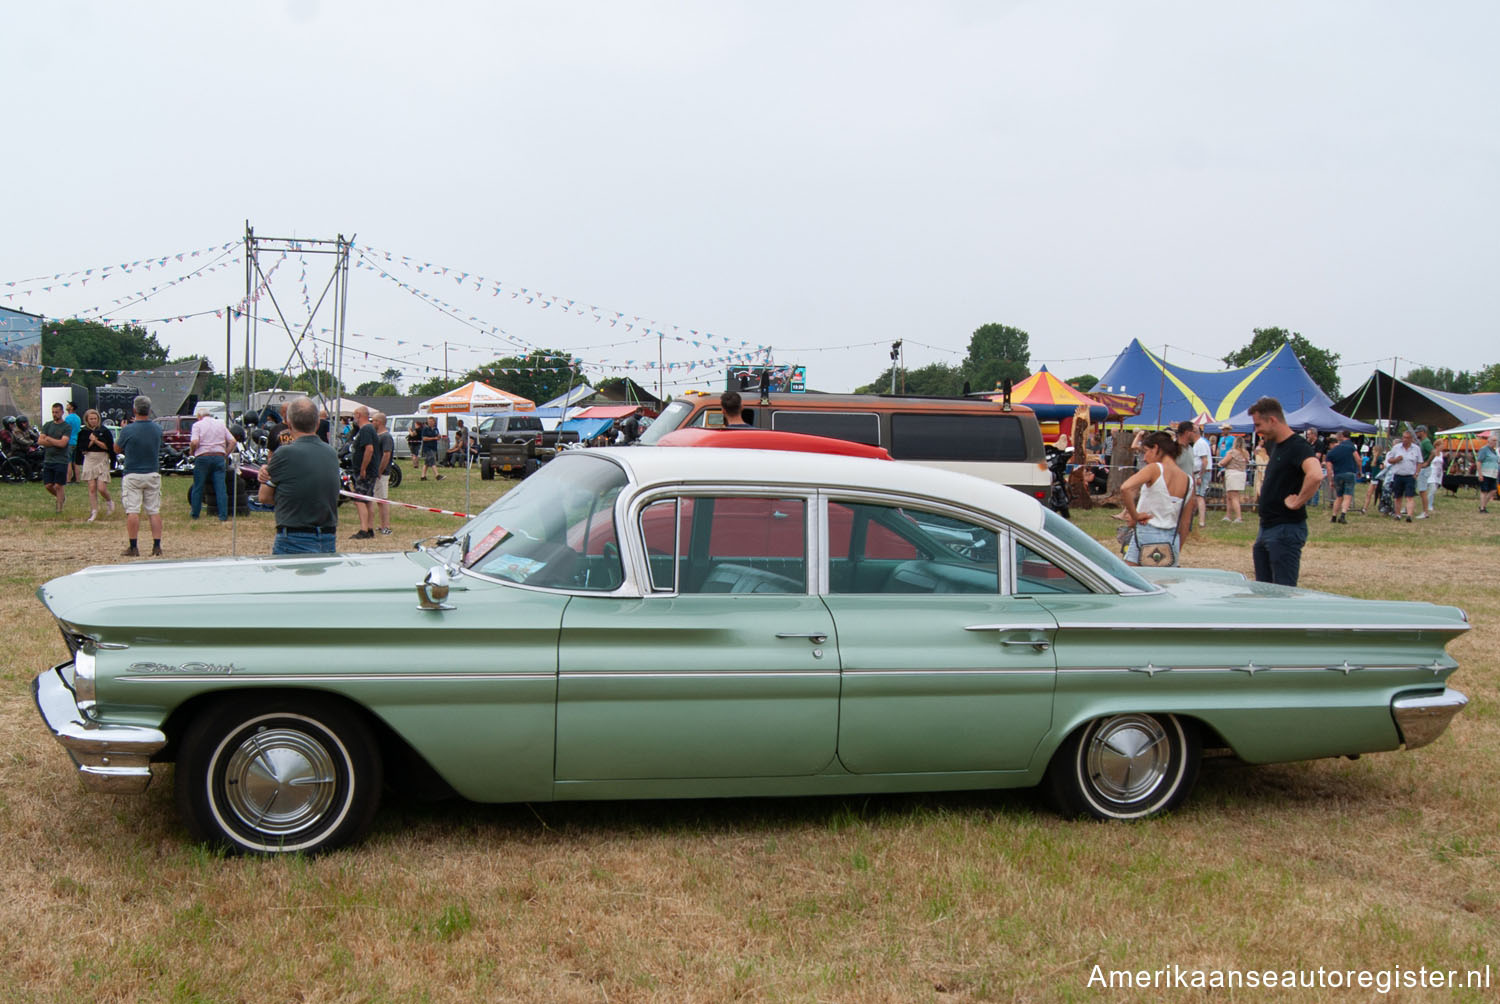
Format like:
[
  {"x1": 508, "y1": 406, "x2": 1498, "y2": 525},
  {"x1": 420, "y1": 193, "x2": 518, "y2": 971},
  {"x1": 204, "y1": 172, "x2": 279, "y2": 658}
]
[{"x1": 3, "y1": 1, "x2": 1495, "y2": 397}]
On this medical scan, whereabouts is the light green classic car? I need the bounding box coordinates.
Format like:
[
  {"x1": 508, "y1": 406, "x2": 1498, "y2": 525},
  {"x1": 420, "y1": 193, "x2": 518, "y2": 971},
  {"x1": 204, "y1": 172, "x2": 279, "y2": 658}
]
[{"x1": 34, "y1": 439, "x2": 1469, "y2": 854}]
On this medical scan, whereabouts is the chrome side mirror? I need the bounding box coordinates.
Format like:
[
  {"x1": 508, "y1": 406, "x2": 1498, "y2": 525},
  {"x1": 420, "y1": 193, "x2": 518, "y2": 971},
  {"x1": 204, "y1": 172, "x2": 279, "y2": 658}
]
[{"x1": 416, "y1": 566, "x2": 455, "y2": 611}]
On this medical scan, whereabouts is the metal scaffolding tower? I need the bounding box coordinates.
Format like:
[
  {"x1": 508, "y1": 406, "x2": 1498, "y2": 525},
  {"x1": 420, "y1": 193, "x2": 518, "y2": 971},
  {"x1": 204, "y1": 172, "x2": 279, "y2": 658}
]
[{"x1": 241, "y1": 221, "x2": 354, "y2": 411}]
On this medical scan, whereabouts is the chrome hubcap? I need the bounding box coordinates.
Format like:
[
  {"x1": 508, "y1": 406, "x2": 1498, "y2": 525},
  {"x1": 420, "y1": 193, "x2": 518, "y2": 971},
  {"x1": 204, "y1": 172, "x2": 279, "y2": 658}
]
[
  {"x1": 1086, "y1": 715, "x2": 1171, "y2": 803},
  {"x1": 222, "y1": 727, "x2": 338, "y2": 836}
]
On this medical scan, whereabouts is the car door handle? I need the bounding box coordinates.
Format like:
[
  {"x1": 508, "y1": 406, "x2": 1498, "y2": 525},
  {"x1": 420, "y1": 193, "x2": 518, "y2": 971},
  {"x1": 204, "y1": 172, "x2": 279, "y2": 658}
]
[
  {"x1": 964, "y1": 625, "x2": 1052, "y2": 651},
  {"x1": 776, "y1": 631, "x2": 829, "y2": 644}
]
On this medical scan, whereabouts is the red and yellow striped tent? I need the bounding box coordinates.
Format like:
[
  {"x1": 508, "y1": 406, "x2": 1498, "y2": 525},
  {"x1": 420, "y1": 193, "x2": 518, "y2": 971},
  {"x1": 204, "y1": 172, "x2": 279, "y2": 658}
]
[{"x1": 988, "y1": 367, "x2": 1107, "y2": 424}]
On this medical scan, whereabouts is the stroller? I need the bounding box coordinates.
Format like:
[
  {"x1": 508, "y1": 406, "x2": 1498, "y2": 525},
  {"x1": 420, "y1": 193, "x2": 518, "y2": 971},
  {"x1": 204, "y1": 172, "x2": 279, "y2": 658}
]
[{"x1": 1375, "y1": 468, "x2": 1396, "y2": 516}]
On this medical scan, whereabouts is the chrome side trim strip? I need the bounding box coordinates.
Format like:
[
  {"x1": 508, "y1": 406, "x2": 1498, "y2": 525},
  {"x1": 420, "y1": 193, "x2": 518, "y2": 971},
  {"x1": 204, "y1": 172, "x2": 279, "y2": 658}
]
[
  {"x1": 1057, "y1": 664, "x2": 1440, "y2": 675},
  {"x1": 560, "y1": 671, "x2": 840, "y2": 680},
  {"x1": 121, "y1": 672, "x2": 554, "y2": 684},
  {"x1": 843, "y1": 668, "x2": 1054, "y2": 676},
  {"x1": 1053, "y1": 621, "x2": 1470, "y2": 633},
  {"x1": 963, "y1": 624, "x2": 1056, "y2": 633}
]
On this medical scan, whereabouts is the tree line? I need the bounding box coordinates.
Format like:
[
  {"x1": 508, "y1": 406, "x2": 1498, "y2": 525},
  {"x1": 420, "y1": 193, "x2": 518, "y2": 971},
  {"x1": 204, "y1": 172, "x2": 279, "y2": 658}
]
[{"x1": 855, "y1": 325, "x2": 1352, "y2": 400}]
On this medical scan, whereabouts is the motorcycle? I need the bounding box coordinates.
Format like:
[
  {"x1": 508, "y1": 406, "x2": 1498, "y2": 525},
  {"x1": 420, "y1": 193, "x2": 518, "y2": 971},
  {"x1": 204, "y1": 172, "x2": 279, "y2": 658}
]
[{"x1": 1045, "y1": 446, "x2": 1072, "y2": 520}]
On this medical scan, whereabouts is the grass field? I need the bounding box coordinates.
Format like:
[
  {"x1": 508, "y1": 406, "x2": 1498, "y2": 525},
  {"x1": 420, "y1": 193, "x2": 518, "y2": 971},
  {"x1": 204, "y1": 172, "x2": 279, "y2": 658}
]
[{"x1": 0, "y1": 466, "x2": 1495, "y2": 1002}]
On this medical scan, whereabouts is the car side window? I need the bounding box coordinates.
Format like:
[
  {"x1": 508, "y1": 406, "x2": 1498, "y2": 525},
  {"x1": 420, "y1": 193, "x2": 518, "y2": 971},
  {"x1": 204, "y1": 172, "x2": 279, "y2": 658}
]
[
  {"x1": 828, "y1": 501, "x2": 998, "y2": 595},
  {"x1": 640, "y1": 496, "x2": 807, "y2": 594},
  {"x1": 1014, "y1": 541, "x2": 1091, "y2": 595}
]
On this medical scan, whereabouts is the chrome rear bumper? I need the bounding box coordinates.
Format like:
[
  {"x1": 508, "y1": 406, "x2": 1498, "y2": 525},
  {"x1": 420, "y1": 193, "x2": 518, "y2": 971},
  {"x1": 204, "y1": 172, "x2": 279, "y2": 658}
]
[
  {"x1": 1392, "y1": 689, "x2": 1468, "y2": 750},
  {"x1": 33, "y1": 663, "x2": 166, "y2": 794}
]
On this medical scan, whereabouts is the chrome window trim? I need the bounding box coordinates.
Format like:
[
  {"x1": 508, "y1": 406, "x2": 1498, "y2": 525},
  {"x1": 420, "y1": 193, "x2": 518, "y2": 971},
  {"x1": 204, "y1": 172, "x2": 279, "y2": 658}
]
[
  {"x1": 817, "y1": 489, "x2": 1013, "y2": 597},
  {"x1": 623, "y1": 483, "x2": 821, "y2": 598},
  {"x1": 456, "y1": 453, "x2": 641, "y2": 597}
]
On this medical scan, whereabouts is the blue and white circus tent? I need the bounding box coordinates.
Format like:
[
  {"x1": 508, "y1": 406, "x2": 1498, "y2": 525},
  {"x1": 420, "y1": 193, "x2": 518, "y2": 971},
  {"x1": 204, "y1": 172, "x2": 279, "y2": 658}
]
[{"x1": 1090, "y1": 340, "x2": 1331, "y2": 427}]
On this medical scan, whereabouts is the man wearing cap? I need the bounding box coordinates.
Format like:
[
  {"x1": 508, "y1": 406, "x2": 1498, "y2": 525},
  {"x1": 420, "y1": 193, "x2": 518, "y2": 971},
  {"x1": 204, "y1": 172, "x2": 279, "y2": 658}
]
[{"x1": 1476, "y1": 432, "x2": 1498, "y2": 514}]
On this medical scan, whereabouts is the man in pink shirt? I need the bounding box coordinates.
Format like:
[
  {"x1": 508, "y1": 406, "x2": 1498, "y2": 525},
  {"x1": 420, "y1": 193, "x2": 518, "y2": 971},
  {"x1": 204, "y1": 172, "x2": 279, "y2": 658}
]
[{"x1": 189, "y1": 411, "x2": 235, "y2": 521}]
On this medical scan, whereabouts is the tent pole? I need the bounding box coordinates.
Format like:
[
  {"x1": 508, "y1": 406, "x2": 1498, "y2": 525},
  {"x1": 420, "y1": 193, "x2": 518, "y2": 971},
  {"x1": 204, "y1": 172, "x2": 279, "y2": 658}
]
[
  {"x1": 1387, "y1": 358, "x2": 1399, "y2": 434},
  {"x1": 1156, "y1": 345, "x2": 1167, "y2": 428}
]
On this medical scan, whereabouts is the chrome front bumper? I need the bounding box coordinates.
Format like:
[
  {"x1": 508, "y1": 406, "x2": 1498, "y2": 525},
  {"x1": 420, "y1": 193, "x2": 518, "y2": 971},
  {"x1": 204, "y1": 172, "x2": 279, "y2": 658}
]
[
  {"x1": 33, "y1": 663, "x2": 166, "y2": 794},
  {"x1": 1392, "y1": 689, "x2": 1469, "y2": 750}
]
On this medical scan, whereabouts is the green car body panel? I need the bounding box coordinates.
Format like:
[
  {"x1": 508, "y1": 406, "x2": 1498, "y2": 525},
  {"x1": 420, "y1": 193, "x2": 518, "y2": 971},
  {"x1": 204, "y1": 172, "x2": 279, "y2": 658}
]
[{"x1": 31, "y1": 447, "x2": 1471, "y2": 843}]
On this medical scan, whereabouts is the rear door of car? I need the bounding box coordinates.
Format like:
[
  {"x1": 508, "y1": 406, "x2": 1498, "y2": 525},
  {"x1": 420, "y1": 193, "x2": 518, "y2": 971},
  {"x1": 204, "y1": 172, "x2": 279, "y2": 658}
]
[
  {"x1": 555, "y1": 489, "x2": 839, "y2": 780},
  {"x1": 819, "y1": 494, "x2": 1059, "y2": 773}
]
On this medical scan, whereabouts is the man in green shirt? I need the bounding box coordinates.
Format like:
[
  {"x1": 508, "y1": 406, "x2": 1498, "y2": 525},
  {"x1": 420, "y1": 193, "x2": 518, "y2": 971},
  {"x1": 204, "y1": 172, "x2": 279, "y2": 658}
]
[
  {"x1": 37, "y1": 402, "x2": 73, "y2": 514},
  {"x1": 257, "y1": 397, "x2": 341, "y2": 555}
]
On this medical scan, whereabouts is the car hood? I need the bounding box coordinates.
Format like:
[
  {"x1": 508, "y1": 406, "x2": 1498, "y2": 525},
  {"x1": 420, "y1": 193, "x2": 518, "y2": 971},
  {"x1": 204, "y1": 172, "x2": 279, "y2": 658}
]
[{"x1": 38, "y1": 551, "x2": 439, "y2": 635}]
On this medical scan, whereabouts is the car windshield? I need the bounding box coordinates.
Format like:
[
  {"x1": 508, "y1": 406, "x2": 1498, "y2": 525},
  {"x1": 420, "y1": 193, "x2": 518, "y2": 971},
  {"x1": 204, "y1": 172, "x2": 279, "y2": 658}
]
[
  {"x1": 636, "y1": 400, "x2": 694, "y2": 444},
  {"x1": 457, "y1": 454, "x2": 627, "y2": 590},
  {"x1": 1040, "y1": 510, "x2": 1153, "y2": 592}
]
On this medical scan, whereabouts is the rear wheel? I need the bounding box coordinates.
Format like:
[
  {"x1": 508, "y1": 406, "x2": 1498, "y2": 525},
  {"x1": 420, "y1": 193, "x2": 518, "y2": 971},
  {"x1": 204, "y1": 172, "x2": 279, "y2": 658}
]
[
  {"x1": 1043, "y1": 713, "x2": 1199, "y2": 820},
  {"x1": 388, "y1": 463, "x2": 402, "y2": 489},
  {"x1": 175, "y1": 695, "x2": 382, "y2": 855},
  {"x1": 0, "y1": 457, "x2": 27, "y2": 484},
  {"x1": 480, "y1": 459, "x2": 494, "y2": 480}
]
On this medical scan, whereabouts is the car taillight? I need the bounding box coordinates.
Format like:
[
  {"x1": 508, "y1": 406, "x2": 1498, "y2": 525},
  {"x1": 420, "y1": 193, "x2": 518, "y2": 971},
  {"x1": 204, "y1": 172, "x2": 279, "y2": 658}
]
[{"x1": 1033, "y1": 490, "x2": 1047, "y2": 499}]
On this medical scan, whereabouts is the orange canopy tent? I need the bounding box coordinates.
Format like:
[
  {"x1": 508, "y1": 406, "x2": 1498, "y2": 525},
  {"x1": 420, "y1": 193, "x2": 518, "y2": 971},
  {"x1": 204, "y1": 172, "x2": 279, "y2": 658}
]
[{"x1": 419, "y1": 381, "x2": 535, "y2": 413}]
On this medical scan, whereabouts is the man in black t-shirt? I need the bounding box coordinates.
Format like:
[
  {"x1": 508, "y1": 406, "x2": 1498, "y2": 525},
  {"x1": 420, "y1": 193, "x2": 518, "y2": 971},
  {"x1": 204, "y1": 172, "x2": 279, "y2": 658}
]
[
  {"x1": 1248, "y1": 397, "x2": 1323, "y2": 587},
  {"x1": 347, "y1": 406, "x2": 380, "y2": 540}
]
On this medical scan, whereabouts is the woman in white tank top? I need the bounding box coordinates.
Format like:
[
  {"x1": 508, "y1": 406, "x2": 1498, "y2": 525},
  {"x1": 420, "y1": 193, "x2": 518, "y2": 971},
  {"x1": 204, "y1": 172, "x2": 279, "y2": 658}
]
[{"x1": 1118, "y1": 431, "x2": 1192, "y2": 566}]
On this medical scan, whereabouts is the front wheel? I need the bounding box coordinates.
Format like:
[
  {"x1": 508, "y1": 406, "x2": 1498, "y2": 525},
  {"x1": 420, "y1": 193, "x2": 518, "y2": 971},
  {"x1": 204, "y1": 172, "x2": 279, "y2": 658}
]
[
  {"x1": 1043, "y1": 713, "x2": 1199, "y2": 820},
  {"x1": 388, "y1": 463, "x2": 402, "y2": 489},
  {"x1": 0, "y1": 457, "x2": 27, "y2": 484},
  {"x1": 175, "y1": 695, "x2": 382, "y2": 855}
]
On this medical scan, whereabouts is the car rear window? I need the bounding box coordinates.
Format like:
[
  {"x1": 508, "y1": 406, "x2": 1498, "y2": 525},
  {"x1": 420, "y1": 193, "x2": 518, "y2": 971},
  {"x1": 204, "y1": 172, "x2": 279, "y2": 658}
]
[
  {"x1": 888, "y1": 413, "x2": 1029, "y2": 462},
  {"x1": 770, "y1": 410, "x2": 880, "y2": 446}
]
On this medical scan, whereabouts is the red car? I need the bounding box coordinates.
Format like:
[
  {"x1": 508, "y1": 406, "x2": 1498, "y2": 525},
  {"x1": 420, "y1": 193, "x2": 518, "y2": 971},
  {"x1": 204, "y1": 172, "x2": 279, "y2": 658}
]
[{"x1": 154, "y1": 414, "x2": 197, "y2": 452}]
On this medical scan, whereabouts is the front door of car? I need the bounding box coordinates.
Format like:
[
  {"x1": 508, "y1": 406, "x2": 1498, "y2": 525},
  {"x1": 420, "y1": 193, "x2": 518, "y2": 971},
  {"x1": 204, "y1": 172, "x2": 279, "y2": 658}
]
[
  {"x1": 822, "y1": 499, "x2": 1058, "y2": 774},
  {"x1": 555, "y1": 494, "x2": 839, "y2": 780}
]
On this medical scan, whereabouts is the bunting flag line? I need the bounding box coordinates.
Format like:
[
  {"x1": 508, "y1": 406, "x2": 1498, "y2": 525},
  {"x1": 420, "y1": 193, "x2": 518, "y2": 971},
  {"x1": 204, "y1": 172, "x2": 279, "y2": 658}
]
[
  {"x1": 355, "y1": 244, "x2": 770, "y2": 361},
  {"x1": 0, "y1": 240, "x2": 239, "y2": 291},
  {"x1": 4, "y1": 249, "x2": 240, "y2": 312}
]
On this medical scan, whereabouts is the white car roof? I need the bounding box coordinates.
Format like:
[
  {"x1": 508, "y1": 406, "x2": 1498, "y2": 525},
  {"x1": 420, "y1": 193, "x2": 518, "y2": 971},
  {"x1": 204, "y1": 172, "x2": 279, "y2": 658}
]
[{"x1": 599, "y1": 446, "x2": 1047, "y2": 532}]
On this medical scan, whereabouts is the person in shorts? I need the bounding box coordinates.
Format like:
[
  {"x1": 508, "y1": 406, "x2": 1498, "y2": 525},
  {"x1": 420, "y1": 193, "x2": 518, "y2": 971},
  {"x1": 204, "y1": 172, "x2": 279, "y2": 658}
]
[
  {"x1": 372, "y1": 411, "x2": 395, "y2": 535},
  {"x1": 37, "y1": 402, "x2": 73, "y2": 513},
  {"x1": 1476, "y1": 432, "x2": 1498, "y2": 513},
  {"x1": 114, "y1": 395, "x2": 164, "y2": 556},
  {"x1": 1384, "y1": 429, "x2": 1423, "y2": 523},
  {"x1": 1323, "y1": 430, "x2": 1360, "y2": 524},
  {"x1": 419, "y1": 417, "x2": 444, "y2": 480},
  {"x1": 77, "y1": 408, "x2": 116, "y2": 521},
  {"x1": 1117, "y1": 431, "x2": 1192, "y2": 567}
]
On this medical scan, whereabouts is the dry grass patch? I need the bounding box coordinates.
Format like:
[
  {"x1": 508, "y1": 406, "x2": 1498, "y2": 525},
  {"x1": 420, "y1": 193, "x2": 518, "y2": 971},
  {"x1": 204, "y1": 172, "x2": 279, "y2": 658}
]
[{"x1": 0, "y1": 481, "x2": 1494, "y2": 1001}]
